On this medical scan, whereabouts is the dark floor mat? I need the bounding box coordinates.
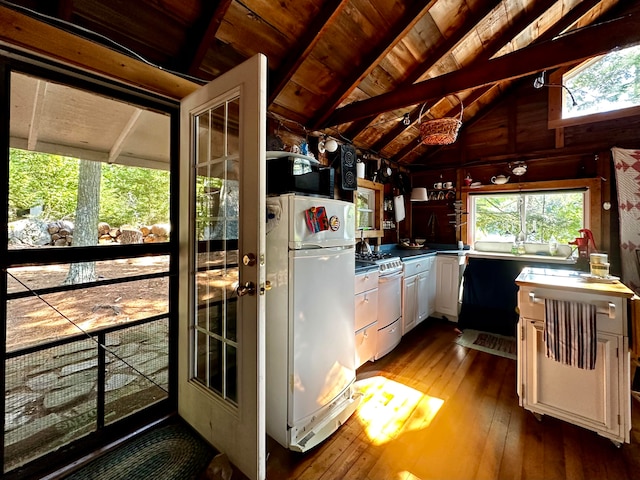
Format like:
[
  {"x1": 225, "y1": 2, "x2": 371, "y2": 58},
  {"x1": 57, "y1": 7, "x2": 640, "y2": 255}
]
[{"x1": 64, "y1": 421, "x2": 215, "y2": 480}]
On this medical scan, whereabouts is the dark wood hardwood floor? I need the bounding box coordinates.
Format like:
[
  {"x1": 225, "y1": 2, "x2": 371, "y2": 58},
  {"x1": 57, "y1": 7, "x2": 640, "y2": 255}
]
[{"x1": 265, "y1": 318, "x2": 640, "y2": 480}]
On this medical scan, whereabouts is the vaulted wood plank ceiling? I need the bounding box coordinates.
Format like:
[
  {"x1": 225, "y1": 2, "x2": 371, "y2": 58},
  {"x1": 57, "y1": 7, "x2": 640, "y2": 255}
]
[{"x1": 3, "y1": 0, "x2": 639, "y2": 167}]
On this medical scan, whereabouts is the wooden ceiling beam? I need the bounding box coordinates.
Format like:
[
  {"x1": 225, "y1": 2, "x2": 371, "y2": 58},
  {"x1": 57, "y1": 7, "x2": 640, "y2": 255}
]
[
  {"x1": 179, "y1": 0, "x2": 233, "y2": 77},
  {"x1": 309, "y1": 0, "x2": 438, "y2": 130},
  {"x1": 268, "y1": 0, "x2": 348, "y2": 105},
  {"x1": 391, "y1": 0, "x2": 596, "y2": 163},
  {"x1": 402, "y1": 0, "x2": 615, "y2": 165},
  {"x1": 57, "y1": 0, "x2": 74, "y2": 21},
  {"x1": 325, "y1": 12, "x2": 640, "y2": 128},
  {"x1": 367, "y1": 0, "x2": 556, "y2": 155},
  {"x1": 27, "y1": 80, "x2": 47, "y2": 151},
  {"x1": 342, "y1": 0, "x2": 504, "y2": 144},
  {"x1": 0, "y1": 5, "x2": 198, "y2": 99}
]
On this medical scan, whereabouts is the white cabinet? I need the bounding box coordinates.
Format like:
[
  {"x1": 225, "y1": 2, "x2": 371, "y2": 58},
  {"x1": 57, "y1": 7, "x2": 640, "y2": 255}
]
[
  {"x1": 520, "y1": 318, "x2": 620, "y2": 436},
  {"x1": 355, "y1": 269, "x2": 379, "y2": 368},
  {"x1": 516, "y1": 269, "x2": 633, "y2": 446},
  {"x1": 417, "y1": 271, "x2": 430, "y2": 322},
  {"x1": 402, "y1": 256, "x2": 434, "y2": 335},
  {"x1": 434, "y1": 254, "x2": 465, "y2": 321},
  {"x1": 402, "y1": 275, "x2": 418, "y2": 334}
]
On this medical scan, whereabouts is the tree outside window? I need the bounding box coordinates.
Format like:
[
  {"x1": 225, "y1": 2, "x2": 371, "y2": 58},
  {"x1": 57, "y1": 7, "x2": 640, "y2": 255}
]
[
  {"x1": 471, "y1": 191, "x2": 584, "y2": 246},
  {"x1": 563, "y1": 44, "x2": 640, "y2": 119}
]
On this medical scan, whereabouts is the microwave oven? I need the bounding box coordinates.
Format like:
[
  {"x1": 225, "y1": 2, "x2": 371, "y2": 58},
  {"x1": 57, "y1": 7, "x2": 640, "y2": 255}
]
[{"x1": 266, "y1": 153, "x2": 334, "y2": 198}]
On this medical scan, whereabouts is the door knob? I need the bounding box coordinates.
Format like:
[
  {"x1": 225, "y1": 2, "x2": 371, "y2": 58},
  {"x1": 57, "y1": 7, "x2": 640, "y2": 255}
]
[
  {"x1": 260, "y1": 281, "x2": 272, "y2": 295},
  {"x1": 236, "y1": 281, "x2": 256, "y2": 296},
  {"x1": 243, "y1": 253, "x2": 257, "y2": 266}
]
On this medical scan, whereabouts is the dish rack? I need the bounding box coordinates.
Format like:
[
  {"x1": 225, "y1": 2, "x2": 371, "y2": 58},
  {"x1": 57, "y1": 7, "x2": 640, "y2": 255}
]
[{"x1": 447, "y1": 200, "x2": 467, "y2": 230}]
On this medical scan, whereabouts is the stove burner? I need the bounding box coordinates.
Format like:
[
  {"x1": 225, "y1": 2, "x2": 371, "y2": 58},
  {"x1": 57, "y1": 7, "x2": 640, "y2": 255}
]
[
  {"x1": 355, "y1": 252, "x2": 391, "y2": 262},
  {"x1": 355, "y1": 253, "x2": 403, "y2": 275}
]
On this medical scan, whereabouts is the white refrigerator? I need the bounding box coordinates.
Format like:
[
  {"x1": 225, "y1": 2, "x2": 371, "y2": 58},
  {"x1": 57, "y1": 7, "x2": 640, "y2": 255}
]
[{"x1": 265, "y1": 194, "x2": 359, "y2": 452}]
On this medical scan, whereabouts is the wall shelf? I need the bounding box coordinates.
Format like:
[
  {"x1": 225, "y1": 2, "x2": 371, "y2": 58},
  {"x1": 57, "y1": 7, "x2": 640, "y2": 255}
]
[{"x1": 356, "y1": 178, "x2": 384, "y2": 239}]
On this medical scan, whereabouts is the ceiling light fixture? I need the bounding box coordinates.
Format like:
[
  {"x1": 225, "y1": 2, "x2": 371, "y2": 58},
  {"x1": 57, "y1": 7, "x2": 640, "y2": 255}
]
[
  {"x1": 318, "y1": 135, "x2": 339, "y2": 153},
  {"x1": 410, "y1": 187, "x2": 429, "y2": 202},
  {"x1": 324, "y1": 138, "x2": 338, "y2": 153},
  {"x1": 533, "y1": 71, "x2": 578, "y2": 106},
  {"x1": 510, "y1": 161, "x2": 527, "y2": 176},
  {"x1": 317, "y1": 136, "x2": 326, "y2": 153}
]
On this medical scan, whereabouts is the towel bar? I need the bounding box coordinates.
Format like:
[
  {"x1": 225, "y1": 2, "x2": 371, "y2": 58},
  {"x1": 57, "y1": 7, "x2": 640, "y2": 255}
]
[{"x1": 528, "y1": 292, "x2": 615, "y2": 319}]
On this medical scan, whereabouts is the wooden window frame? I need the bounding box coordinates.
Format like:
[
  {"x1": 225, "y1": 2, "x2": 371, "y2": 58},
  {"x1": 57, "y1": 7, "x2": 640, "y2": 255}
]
[
  {"x1": 461, "y1": 178, "x2": 602, "y2": 248},
  {"x1": 548, "y1": 67, "x2": 640, "y2": 130}
]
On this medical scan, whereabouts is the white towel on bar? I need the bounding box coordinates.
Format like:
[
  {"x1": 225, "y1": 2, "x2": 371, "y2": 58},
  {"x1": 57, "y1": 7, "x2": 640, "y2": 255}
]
[
  {"x1": 544, "y1": 299, "x2": 597, "y2": 370},
  {"x1": 394, "y1": 195, "x2": 405, "y2": 222}
]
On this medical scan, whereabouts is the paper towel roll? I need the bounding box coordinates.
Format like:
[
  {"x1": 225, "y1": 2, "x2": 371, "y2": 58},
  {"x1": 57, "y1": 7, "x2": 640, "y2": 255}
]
[{"x1": 394, "y1": 195, "x2": 405, "y2": 222}]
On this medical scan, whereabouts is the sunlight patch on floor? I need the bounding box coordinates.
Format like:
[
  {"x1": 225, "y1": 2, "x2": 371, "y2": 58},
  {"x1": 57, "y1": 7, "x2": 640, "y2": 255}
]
[{"x1": 354, "y1": 376, "x2": 444, "y2": 446}]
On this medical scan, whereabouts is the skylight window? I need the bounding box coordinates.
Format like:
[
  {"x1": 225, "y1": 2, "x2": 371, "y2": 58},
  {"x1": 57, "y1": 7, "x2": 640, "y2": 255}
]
[{"x1": 562, "y1": 44, "x2": 640, "y2": 119}]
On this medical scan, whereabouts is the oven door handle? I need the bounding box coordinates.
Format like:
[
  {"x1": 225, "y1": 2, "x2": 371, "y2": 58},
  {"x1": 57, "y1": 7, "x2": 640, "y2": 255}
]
[{"x1": 378, "y1": 271, "x2": 403, "y2": 282}]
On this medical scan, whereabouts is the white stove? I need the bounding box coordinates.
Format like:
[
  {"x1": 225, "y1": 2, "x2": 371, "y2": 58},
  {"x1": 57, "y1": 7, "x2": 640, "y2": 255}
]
[
  {"x1": 355, "y1": 252, "x2": 403, "y2": 360},
  {"x1": 355, "y1": 253, "x2": 403, "y2": 275}
]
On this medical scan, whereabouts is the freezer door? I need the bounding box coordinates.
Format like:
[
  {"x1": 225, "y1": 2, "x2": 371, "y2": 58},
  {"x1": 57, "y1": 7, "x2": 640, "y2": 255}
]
[
  {"x1": 286, "y1": 195, "x2": 355, "y2": 249},
  {"x1": 288, "y1": 246, "x2": 356, "y2": 426}
]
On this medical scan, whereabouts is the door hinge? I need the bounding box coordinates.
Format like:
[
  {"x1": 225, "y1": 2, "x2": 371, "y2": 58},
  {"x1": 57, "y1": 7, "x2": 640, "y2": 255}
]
[
  {"x1": 520, "y1": 324, "x2": 525, "y2": 341},
  {"x1": 618, "y1": 414, "x2": 621, "y2": 425}
]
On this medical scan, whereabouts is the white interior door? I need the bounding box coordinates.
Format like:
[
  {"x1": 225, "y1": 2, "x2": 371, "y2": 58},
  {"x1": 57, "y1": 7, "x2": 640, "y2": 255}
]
[{"x1": 178, "y1": 54, "x2": 266, "y2": 480}]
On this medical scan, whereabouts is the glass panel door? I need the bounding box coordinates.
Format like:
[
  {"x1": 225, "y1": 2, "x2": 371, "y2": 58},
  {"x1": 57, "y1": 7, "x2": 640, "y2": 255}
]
[{"x1": 193, "y1": 98, "x2": 240, "y2": 404}]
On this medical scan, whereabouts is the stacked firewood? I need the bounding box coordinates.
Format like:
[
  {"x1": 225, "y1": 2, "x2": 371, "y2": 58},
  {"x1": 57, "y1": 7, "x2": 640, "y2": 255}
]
[
  {"x1": 98, "y1": 222, "x2": 170, "y2": 244},
  {"x1": 47, "y1": 220, "x2": 74, "y2": 246}
]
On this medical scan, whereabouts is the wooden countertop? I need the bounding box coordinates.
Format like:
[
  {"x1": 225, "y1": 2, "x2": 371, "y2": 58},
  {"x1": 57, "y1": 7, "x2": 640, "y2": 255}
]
[{"x1": 515, "y1": 267, "x2": 635, "y2": 298}]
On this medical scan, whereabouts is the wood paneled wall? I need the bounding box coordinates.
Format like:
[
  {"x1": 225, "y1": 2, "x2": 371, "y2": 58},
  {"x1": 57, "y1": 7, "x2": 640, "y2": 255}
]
[{"x1": 409, "y1": 78, "x2": 640, "y2": 272}]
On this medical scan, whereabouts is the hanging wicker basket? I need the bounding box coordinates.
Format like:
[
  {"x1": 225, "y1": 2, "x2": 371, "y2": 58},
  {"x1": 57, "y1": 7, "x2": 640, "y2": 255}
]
[{"x1": 418, "y1": 97, "x2": 463, "y2": 145}]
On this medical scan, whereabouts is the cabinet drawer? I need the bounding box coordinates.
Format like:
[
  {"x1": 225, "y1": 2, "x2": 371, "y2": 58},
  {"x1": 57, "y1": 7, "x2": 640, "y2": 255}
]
[
  {"x1": 518, "y1": 288, "x2": 626, "y2": 335},
  {"x1": 355, "y1": 271, "x2": 379, "y2": 294},
  {"x1": 355, "y1": 323, "x2": 377, "y2": 368},
  {"x1": 403, "y1": 257, "x2": 433, "y2": 277},
  {"x1": 355, "y1": 289, "x2": 378, "y2": 331}
]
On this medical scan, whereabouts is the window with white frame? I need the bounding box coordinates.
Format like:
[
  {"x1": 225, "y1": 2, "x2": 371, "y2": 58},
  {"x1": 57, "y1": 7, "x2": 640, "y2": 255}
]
[
  {"x1": 548, "y1": 44, "x2": 640, "y2": 129},
  {"x1": 562, "y1": 44, "x2": 640, "y2": 120},
  {"x1": 469, "y1": 190, "x2": 586, "y2": 247}
]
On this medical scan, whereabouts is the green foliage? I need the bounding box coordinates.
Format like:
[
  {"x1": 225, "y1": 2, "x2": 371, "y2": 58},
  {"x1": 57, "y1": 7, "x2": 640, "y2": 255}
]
[
  {"x1": 473, "y1": 192, "x2": 583, "y2": 244},
  {"x1": 9, "y1": 149, "x2": 170, "y2": 227},
  {"x1": 565, "y1": 44, "x2": 640, "y2": 116},
  {"x1": 101, "y1": 164, "x2": 170, "y2": 226},
  {"x1": 9, "y1": 149, "x2": 79, "y2": 219},
  {"x1": 474, "y1": 196, "x2": 519, "y2": 239}
]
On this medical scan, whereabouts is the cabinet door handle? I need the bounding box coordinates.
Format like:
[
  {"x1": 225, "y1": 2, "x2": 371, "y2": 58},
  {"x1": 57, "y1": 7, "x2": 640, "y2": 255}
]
[
  {"x1": 529, "y1": 292, "x2": 617, "y2": 319},
  {"x1": 364, "y1": 295, "x2": 369, "y2": 303}
]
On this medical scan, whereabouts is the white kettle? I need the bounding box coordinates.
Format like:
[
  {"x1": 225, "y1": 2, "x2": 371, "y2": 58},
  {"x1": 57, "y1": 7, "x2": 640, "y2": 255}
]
[{"x1": 491, "y1": 175, "x2": 510, "y2": 184}]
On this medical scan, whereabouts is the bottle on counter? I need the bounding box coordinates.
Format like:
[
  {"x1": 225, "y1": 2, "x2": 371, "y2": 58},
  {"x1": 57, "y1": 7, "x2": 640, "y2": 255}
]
[
  {"x1": 515, "y1": 230, "x2": 525, "y2": 255},
  {"x1": 548, "y1": 236, "x2": 558, "y2": 256}
]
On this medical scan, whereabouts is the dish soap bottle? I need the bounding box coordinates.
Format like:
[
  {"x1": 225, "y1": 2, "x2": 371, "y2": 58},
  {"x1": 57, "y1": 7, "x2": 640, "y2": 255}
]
[{"x1": 548, "y1": 236, "x2": 558, "y2": 256}]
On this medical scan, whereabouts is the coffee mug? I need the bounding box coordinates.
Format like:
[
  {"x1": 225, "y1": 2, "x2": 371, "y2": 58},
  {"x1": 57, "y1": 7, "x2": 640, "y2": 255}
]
[
  {"x1": 443, "y1": 181, "x2": 453, "y2": 189},
  {"x1": 434, "y1": 182, "x2": 442, "y2": 189}
]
